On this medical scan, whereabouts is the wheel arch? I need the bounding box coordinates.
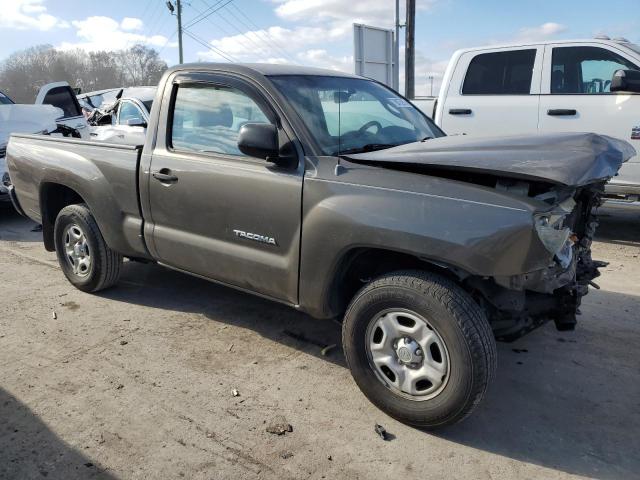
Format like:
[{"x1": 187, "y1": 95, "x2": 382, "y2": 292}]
[
  {"x1": 40, "y1": 182, "x2": 86, "y2": 251},
  {"x1": 319, "y1": 246, "x2": 471, "y2": 320}
]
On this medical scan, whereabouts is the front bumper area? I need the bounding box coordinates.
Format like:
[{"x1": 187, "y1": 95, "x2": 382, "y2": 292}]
[{"x1": 471, "y1": 184, "x2": 606, "y2": 341}]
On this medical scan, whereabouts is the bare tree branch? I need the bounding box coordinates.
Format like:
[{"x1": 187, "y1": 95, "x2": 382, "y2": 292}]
[{"x1": 0, "y1": 45, "x2": 168, "y2": 103}]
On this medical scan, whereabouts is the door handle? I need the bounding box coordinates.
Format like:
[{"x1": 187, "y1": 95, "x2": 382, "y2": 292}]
[
  {"x1": 152, "y1": 169, "x2": 179, "y2": 183},
  {"x1": 449, "y1": 108, "x2": 472, "y2": 115},
  {"x1": 547, "y1": 109, "x2": 577, "y2": 116}
]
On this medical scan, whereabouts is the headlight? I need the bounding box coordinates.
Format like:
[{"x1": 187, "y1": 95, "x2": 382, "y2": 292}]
[{"x1": 534, "y1": 213, "x2": 573, "y2": 267}]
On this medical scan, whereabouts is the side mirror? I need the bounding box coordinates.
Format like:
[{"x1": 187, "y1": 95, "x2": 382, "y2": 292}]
[
  {"x1": 125, "y1": 118, "x2": 147, "y2": 128},
  {"x1": 238, "y1": 123, "x2": 278, "y2": 161},
  {"x1": 611, "y1": 69, "x2": 640, "y2": 93}
]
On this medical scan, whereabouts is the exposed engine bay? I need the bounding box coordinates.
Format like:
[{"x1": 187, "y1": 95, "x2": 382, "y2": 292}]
[{"x1": 469, "y1": 180, "x2": 607, "y2": 340}]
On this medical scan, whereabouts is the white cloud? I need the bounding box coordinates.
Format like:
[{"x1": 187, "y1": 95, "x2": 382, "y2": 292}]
[
  {"x1": 120, "y1": 17, "x2": 144, "y2": 32},
  {"x1": 197, "y1": 30, "x2": 353, "y2": 72},
  {"x1": 196, "y1": 0, "x2": 413, "y2": 67},
  {"x1": 201, "y1": 26, "x2": 336, "y2": 60},
  {"x1": 0, "y1": 0, "x2": 68, "y2": 31},
  {"x1": 197, "y1": 0, "x2": 440, "y2": 93},
  {"x1": 58, "y1": 16, "x2": 177, "y2": 52},
  {"x1": 513, "y1": 22, "x2": 567, "y2": 43},
  {"x1": 296, "y1": 49, "x2": 353, "y2": 72},
  {"x1": 274, "y1": 0, "x2": 436, "y2": 36}
]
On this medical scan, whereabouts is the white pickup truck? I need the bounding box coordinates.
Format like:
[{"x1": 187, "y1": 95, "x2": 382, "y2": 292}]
[{"x1": 414, "y1": 38, "x2": 640, "y2": 210}]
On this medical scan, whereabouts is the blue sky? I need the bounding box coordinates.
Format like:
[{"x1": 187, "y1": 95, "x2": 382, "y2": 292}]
[{"x1": 0, "y1": 0, "x2": 638, "y2": 95}]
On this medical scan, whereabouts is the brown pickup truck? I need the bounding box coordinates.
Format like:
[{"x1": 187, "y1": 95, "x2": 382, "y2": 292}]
[{"x1": 6, "y1": 63, "x2": 634, "y2": 428}]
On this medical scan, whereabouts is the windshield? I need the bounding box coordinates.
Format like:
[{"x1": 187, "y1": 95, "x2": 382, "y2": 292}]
[{"x1": 269, "y1": 75, "x2": 442, "y2": 156}]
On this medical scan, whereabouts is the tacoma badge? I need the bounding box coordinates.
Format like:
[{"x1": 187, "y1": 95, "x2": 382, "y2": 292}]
[{"x1": 233, "y1": 229, "x2": 277, "y2": 246}]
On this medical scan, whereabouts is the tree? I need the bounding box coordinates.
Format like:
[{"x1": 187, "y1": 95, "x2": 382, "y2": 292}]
[
  {"x1": 0, "y1": 44, "x2": 168, "y2": 103},
  {"x1": 117, "y1": 45, "x2": 167, "y2": 86}
]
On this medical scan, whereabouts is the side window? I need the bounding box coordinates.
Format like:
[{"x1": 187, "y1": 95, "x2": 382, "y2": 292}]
[
  {"x1": 42, "y1": 86, "x2": 82, "y2": 118},
  {"x1": 551, "y1": 46, "x2": 639, "y2": 94},
  {"x1": 463, "y1": 49, "x2": 537, "y2": 95},
  {"x1": 171, "y1": 83, "x2": 271, "y2": 156},
  {"x1": 118, "y1": 101, "x2": 144, "y2": 125}
]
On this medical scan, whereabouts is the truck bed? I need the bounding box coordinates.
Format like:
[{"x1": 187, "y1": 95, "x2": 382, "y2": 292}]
[{"x1": 7, "y1": 134, "x2": 148, "y2": 258}]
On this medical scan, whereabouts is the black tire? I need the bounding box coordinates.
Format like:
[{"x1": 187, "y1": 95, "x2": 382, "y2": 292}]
[
  {"x1": 342, "y1": 270, "x2": 496, "y2": 429},
  {"x1": 54, "y1": 204, "x2": 122, "y2": 292}
]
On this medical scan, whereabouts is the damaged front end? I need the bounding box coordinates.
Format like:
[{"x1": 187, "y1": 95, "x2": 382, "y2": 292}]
[
  {"x1": 345, "y1": 132, "x2": 635, "y2": 341},
  {"x1": 469, "y1": 181, "x2": 608, "y2": 341}
]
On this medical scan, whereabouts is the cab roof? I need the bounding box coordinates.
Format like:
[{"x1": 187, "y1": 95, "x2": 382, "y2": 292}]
[
  {"x1": 453, "y1": 38, "x2": 640, "y2": 54},
  {"x1": 167, "y1": 62, "x2": 360, "y2": 79}
]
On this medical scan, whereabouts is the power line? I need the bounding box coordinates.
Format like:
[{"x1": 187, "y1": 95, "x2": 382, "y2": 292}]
[
  {"x1": 122, "y1": 0, "x2": 160, "y2": 51},
  {"x1": 145, "y1": 1, "x2": 168, "y2": 40},
  {"x1": 183, "y1": 0, "x2": 226, "y2": 26},
  {"x1": 139, "y1": 0, "x2": 156, "y2": 24},
  {"x1": 157, "y1": 29, "x2": 178, "y2": 57},
  {"x1": 183, "y1": 28, "x2": 237, "y2": 62},
  {"x1": 185, "y1": 0, "x2": 235, "y2": 29},
  {"x1": 190, "y1": 0, "x2": 298, "y2": 64},
  {"x1": 187, "y1": 1, "x2": 262, "y2": 59},
  {"x1": 228, "y1": 2, "x2": 298, "y2": 63}
]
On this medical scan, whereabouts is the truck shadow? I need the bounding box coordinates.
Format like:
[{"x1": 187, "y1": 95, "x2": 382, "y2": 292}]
[
  {"x1": 0, "y1": 205, "x2": 41, "y2": 242},
  {"x1": 0, "y1": 386, "x2": 117, "y2": 479},
  {"x1": 103, "y1": 261, "x2": 346, "y2": 367},
  {"x1": 101, "y1": 261, "x2": 640, "y2": 479},
  {"x1": 437, "y1": 288, "x2": 640, "y2": 479}
]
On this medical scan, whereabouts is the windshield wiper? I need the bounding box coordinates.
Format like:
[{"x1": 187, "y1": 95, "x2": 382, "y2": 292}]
[{"x1": 337, "y1": 143, "x2": 398, "y2": 155}]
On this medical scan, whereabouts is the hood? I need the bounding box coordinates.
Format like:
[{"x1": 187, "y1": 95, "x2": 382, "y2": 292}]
[
  {"x1": 344, "y1": 132, "x2": 636, "y2": 187},
  {"x1": 0, "y1": 104, "x2": 63, "y2": 147}
]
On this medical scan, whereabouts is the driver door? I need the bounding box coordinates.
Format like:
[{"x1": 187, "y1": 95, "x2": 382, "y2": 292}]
[{"x1": 145, "y1": 73, "x2": 303, "y2": 303}]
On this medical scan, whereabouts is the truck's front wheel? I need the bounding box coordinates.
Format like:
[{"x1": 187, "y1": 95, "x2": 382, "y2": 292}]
[
  {"x1": 54, "y1": 204, "x2": 122, "y2": 292},
  {"x1": 342, "y1": 270, "x2": 496, "y2": 429}
]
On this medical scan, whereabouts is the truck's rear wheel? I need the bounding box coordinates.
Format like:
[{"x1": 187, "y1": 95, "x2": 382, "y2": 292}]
[
  {"x1": 342, "y1": 270, "x2": 496, "y2": 429},
  {"x1": 54, "y1": 204, "x2": 122, "y2": 292}
]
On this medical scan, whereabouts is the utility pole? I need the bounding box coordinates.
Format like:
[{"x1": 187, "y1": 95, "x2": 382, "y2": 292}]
[
  {"x1": 177, "y1": 0, "x2": 184, "y2": 64},
  {"x1": 404, "y1": 0, "x2": 415, "y2": 99},
  {"x1": 393, "y1": 0, "x2": 400, "y2": 91},
  {"x1": 167, "y1": 1, "x2": 184, "y2": 64}
]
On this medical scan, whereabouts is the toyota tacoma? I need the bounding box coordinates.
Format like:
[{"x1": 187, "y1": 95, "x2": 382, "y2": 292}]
[{"x1": 6, "y1": 64, "x2": 634, "y2": 428}]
